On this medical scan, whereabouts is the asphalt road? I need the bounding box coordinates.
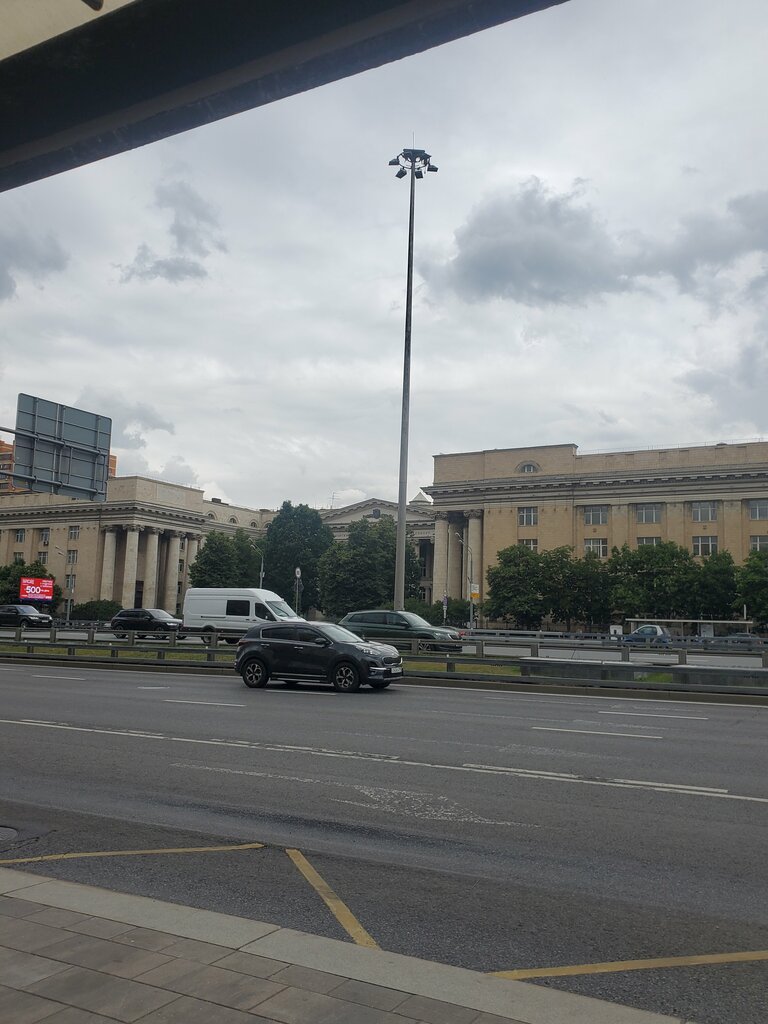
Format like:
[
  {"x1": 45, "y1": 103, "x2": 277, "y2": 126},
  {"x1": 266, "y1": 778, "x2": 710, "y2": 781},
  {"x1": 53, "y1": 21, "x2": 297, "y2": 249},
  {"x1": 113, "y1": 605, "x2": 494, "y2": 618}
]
[{"x1": 0, "y1": 664, "x2": 766, "y2": 1024}]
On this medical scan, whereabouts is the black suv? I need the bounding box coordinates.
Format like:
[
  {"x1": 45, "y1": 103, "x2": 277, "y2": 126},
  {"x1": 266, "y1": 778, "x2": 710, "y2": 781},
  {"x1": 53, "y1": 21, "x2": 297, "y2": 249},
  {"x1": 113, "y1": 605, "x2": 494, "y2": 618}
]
[
  {"x1": 235, "y1": 621, "x2": 402, "y2": 692},
  {"x1": 110, "y1": 608, "x2": 184, "y2": 638},
  {"x1": 0, "y1": 604, "x2": 53, "y2": 628},
  {"x1": 338, "y1": 610, "x2": 462, "y2": 651}
]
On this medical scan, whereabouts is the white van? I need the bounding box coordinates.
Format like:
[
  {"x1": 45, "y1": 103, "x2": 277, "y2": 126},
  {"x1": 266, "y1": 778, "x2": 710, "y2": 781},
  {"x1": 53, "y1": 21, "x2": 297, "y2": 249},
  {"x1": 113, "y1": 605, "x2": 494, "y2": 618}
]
[{"x1": 182, "y1": 588, "x2": 303, "y2": 638}]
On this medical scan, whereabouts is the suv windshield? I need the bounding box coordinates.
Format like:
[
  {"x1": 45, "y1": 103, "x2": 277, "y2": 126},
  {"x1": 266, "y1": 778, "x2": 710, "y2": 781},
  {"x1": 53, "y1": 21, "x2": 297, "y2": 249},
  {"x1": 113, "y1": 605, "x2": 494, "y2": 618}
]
[
  {"x1": 267, "y1": 600, "x2": 298, "y2": 620},
  {"x1": 400, "y1": 612, "x2": 432, "y2": 628},
  {"x1": 316, "y1": 623, "x2": 365, "y2": 644},
  {"x1": 145, "y1": 609, "x2": 175, "y2": 619},
  {"x1": 17, "y1": 606, "x2": 42, "y2": 614}
]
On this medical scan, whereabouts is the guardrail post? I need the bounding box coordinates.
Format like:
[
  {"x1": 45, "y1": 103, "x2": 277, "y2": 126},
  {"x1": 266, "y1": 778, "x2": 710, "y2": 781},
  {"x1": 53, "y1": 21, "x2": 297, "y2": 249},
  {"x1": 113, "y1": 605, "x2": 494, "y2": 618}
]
[
  {"x1": 447, "y1": 659, "x2": 455, "y2": 673},
  {"x1": 168, "y1": 631, "x2": 177, "y2": 648},
  {"x1": 621, "y1": 646, "x2": 630, "y2": 662},
  {"x1": 49, "y1": 626, "x2": 56, "y2": 643},
  {"x1": 127, "y1": 630, "x2": 136, "y2": 647},
  {"x1": 677, "y1": 649, "x2": 687, "y2": 665},
  {"x1": 111, "y1": 647, "x2": 119, "y2": 660},
  {"x1": 411, "y1": 639, "x2": 419, "y2": 656},
  {"x1": 762, "y1": 650, "x2": 768, "y2": 669},
  {"x1": 87, "y1": 626, "x2": 95, "y2": 644},
  {"x1": 15, "y1": 627, "x2": 22, "y2": 643},
  {"x1": 157, "y1": 648, "x2": 165, "y2": 661},
  {"x1": 67, "y1": 645, "x2": 75, "y2": 657},
  {"x1": 476, "y1": 640, "x2": 484, "y2": 658},
  {"x1": 529, "y1": 642, "x2": 539, "y2": 657}
]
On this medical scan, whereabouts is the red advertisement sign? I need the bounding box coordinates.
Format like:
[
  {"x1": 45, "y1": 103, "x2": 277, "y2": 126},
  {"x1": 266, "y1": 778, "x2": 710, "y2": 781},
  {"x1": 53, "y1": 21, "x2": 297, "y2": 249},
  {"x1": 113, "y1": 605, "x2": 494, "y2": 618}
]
[{"x1": 19, "y1": 577, "x2": 54, "y2": 601}]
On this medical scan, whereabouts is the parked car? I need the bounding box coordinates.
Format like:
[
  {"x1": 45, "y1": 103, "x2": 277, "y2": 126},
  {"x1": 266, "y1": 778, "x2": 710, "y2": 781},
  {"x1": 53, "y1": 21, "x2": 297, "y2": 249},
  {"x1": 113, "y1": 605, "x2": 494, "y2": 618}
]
[
  {"x1": 622, "y1": 624, "x2": 673, "y2": 645},
  {"x1": 718, "y1": 632, "x2": 764, "y2": 647},
  {"x1": 235, "y1": 621, "x2": 403, "y2": 692},
  {"x1": 0, "y1": 604, "x2": 53, "y2": 628},
  {"x1": 338, "y1": 610, "x2": 462, "y2": 651},
  {"x1": 110, "y1": 607, "x2": 184, "y2": 638}
]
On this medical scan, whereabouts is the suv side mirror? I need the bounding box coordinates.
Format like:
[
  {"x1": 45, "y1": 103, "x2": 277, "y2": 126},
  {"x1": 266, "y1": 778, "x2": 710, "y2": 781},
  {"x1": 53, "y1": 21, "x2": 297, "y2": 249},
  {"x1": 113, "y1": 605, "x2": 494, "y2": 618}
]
[{"x1": 313, "y1": 636, "x2": 330, "y2": 646}]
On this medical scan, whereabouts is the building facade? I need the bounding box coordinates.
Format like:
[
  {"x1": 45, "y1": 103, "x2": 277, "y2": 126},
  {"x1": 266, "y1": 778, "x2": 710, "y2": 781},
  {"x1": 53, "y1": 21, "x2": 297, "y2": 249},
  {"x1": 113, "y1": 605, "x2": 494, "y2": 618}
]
[
  {"x1": 424, "y1": 441, "x2": 768, "y2": 603},
  {"x1": 0, "y1": 477, "x2": 274, "y2": 613}
]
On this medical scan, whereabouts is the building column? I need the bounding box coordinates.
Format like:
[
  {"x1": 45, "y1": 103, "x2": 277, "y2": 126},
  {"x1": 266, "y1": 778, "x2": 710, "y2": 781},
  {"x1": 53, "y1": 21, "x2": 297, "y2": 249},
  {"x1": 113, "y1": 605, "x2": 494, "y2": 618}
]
[
  {"x1": 121, "y1": 526, "x2": 141, "y2": 609},
  {"x1": 186, "y1": 534, "x2": 200, "y2": 574},
  {"x1": 99, "y1": 526, "x2": 117, "y2": 601},
  {"x1": 162, "y1": 531, "x2": 182, "y2": 613},
  {"x1": 466, "y1": 509, "x2": 483, "y2": 600},
  {"x1": 447, "y1": 518, "x2": 463, "y2": 598},
  {"x1": 432, "y1": 513, "x2": 449, "y2": 602},
  {"x1": 143, "y1": 528, "x2": 160, "y2": 608}
]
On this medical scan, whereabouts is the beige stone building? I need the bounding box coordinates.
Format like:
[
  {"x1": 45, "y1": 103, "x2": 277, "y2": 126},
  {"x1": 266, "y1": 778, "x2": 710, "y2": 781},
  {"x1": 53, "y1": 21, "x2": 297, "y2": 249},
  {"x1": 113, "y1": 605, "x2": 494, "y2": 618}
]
[
  {"x1": 424, "y1": 441, "x2": 768, "y2": 604},
  {"x1": 0, "y1": 477, "x2": 274, "y2": 614}
]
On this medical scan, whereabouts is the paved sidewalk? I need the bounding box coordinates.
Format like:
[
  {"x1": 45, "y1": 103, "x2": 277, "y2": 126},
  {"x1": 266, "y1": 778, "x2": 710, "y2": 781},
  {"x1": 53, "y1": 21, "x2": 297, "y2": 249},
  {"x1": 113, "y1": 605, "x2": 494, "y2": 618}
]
[{"x1": 0, "y1": 867, "x2": 695, "y2": 1024}]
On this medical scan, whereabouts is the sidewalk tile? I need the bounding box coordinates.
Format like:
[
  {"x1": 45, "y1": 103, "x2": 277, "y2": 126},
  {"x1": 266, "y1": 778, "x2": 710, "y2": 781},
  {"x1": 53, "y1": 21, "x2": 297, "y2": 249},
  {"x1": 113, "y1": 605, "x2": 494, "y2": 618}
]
[
  {"x1": 27, "y1": 965, "x2": 178, "y2": 1022},
  {"x1": 37, "y1": 1010, "x2": 123, "y2": 1023},
  {"x1": 134, "y1": 958, "x2": 284, "y2": 1011},
  {"x1": 68, "y1": 920, "x2": 136, "y2": 940},
  {"x1": 269, "y1": 964, "x2": 344, "y2": 995},
  {"x1": 325, "y1": 978, "x2": 409, "y2": 1011},
  {"x1": 25, "y1": 910, "x2": 97, "y2": 930},
  {"x1": 0, "y1": 948, "x2": 70, "y2": 988},
  {"x1": 327, "y1": 979, "x2": 409, "y2": 1012},
  {"x1": 0, "y1": 982, "x2": 62, "y2": 1024},
  {"x1": 210, "y1": 951, "x2": 288, "y2": 978},
  {"x1": 0, "y1": 897, "x2": 45, "y2": 919},
  {"x1": 38, "y1": 933, "x2": 174, "y2": 979},
  {"x1": 147, "y1": 937, "x2": 232, "y2": 964},
  {"x1": 470, "y1": 1014, "x2": 529, "y2": 1024},
  {"x1": 112, "y1": 928, "x2": 180, "y2": 952},
  {"x1": 254, "y1": 986, "x2": 411, "y2": 1024},
  {"x1": 137, "y1": 994, "x2": 265, "y2": 1023},
  {"x1": 0, "y1": 918, "x2": 69, "y2": 954},
  {"x1": 392, "y1": 994, "x2": 478, "y2": 1024}
]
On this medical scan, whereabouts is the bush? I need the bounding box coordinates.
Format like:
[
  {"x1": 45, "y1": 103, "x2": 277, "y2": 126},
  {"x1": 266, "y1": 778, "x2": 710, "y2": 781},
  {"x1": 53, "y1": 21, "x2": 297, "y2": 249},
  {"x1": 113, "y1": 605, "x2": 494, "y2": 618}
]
[{"x1": 70, "y1": 599, "x2": 122, "y2": 622}]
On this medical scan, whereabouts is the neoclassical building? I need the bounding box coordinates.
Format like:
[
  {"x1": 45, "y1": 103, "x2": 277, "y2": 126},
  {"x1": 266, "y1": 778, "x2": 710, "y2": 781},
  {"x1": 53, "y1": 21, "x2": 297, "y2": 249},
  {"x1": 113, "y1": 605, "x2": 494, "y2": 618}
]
[
  {"x1": 0, "y1": 476, "x2": 274, "y2": 613},
  {"x1": 425, "y1": 440, "x2": 768, "y2": 604}
]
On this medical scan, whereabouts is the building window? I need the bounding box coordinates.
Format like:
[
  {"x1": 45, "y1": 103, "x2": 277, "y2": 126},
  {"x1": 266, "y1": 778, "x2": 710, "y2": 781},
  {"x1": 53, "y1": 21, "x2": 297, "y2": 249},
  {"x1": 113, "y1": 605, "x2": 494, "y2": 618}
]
[
  {"x1": 66, "y1": 549, "x2": 78, "y2": 564},
  {"x1": 519, "y1": 539, "x2": 538, "y2": 552},
  {"x1": 37, "y1": 551, "x2": 48, "y2": 564},
  {"x1": 13, "y1": 551, "x2": 24, "y2": 564},
  {"x1": 637, "y1": 537, "x2": 662, "y2": 547},
  {"x1": 250, "y1": 521, "x2": 258, "y2": 528},
  {"x1": 178, "y1": 560, "x2": 184, "y2": 573},
  {"x1": 693, "y1": 535, "x2": 718, "y2": 556},
  {"x1": 583, "y1": 505, "x2": 608, "y2": 525},
  {"x1": 179, "y1": 537, "x2": 186, "y2": 551},
  {"x1": 748, "y1": 500, "x2": 768, "y2": 520},
  {"x1": 518, "y1": 506, "x2": 538, "y2": 526},
  {"x1": 229, "y1": 516, "x2": 237, "y2": 524},
  {"x1": 39, "y1": 528, "x2": 50, "y2": 544},
  {"x1": 64, "y1": 574, "x2": 76, "y2": 591},
  {"x1": 692, "y1": 501, "x2": 717, "y2": 522},
  {"x1": 68, "y1": 525, "x2": 80, "y2": 540},
  {"x1": 584, "y1": 538, "x2": 608, "y2": 557},
  {"x1": 750, "y1": 535, "x2": 768, "y2": 551},
  {"x1": 519, "y1": 462, "x2": 539, "y2": 473},
  {"x1": 636, "y1": 504, "x2": 662, "y2": 524},
  {"x1": 14, "y1": 528, "x2": 25, "y2": 542}
]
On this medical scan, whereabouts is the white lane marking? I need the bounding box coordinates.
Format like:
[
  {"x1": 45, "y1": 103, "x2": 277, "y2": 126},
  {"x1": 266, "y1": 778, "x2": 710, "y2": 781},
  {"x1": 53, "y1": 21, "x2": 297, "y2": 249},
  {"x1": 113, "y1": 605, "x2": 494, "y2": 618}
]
[
  {"x1": 598, "y1": 711, "x2": 708, "y2": 720},
  {"x1": 1, "y1": 716, "x2": 765, "y2": 804},
  {"x1": 614, "y1": 778, "x2": 728, "y2": 793},
  {"x1": 138, "y1": 686, "x2": 170, "y2": 690},
  {"x1": 407, "y1": 685, "x2": 768, "y2": 710},
  {"x1": 32, "y1": 675, "x2": 85, "y2": 681},
  {"x1": 163, "y1": 699, "x2": 246, "y2": 707},
  {"x1": 531, "y1": 727, "x2": 663, "y2": 739}
]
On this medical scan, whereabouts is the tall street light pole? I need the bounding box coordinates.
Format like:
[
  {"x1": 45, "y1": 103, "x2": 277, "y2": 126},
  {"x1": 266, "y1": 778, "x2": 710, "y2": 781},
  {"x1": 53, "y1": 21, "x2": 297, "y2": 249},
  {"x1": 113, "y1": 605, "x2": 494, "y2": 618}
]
[
  {"x1": 455, "y1": 532, "x2": 474, "y2": 631},
  {"x1": 389, "y1": 147, "x2": 438, "y2": 610}
]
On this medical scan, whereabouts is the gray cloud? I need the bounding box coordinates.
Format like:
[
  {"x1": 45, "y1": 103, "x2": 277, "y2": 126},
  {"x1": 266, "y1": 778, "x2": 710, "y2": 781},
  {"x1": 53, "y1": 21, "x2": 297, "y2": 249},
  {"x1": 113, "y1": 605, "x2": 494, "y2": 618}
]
[
  {"x1": 682, "y1": 333, "x2": 768, "y2": 428},
  {"x1": 423, "y1": 178, "x2": 629, "y2": 306},
  {"x1": 75, "y1": 388, "x2": 174, "y2": 450},
  {"x1": 120, "y1": 180, "x2": 226, "y2": 283},
  {"x1": 0, "y1": 228, "x2": 68, "y2": 300},
  {"x1": 425, "y1": 180, "x2": 768, "y2": 307},
  {"x1": 156, "y1": 455, "x2": 199, "y2": 487}
]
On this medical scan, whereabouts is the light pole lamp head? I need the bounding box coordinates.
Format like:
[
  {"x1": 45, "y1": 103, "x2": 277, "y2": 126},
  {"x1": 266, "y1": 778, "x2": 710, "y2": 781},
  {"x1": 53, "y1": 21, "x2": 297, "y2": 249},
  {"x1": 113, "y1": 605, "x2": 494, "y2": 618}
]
[
  {"x1": 395, "y1": 166, "x2": 407, "y2": 179},
  {"x1": 389, "y1": 148, "x2": 438, "y2": 179}
]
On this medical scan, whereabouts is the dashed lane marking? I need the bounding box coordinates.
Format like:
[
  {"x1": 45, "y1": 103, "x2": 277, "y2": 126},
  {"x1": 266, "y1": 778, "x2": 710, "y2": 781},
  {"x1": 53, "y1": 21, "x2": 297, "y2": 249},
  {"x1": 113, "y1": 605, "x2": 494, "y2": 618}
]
[
  {"x1": 531, "y1": 727, "x2": 663, "y2": 739},
  {"x1": 0, "y1": 842, "x2": 265, "y2": 866},
  {"x1": 285, "y1": 848, "x2": 379, "y2": 948},
  {"x1": 163, "y1": 699, "x2": 246, "y2": 707},
  {"x1": 494, "y1": 948, "x2": 768, "y2": 979}
]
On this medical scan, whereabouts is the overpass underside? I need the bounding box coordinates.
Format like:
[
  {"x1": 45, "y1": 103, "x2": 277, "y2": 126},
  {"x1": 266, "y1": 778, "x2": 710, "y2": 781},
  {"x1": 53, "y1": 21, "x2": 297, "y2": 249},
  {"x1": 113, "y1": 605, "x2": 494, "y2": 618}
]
[{"x1": 0, "y1": 0, "x2": 565, "y2": 193}]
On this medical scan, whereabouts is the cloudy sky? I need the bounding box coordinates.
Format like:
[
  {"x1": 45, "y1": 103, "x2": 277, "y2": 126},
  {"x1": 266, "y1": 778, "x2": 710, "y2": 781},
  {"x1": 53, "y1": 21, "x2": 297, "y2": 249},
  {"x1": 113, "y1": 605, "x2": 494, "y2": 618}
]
[{"x1": 2, "y1": 0, "x2": 767, "y2": 512}]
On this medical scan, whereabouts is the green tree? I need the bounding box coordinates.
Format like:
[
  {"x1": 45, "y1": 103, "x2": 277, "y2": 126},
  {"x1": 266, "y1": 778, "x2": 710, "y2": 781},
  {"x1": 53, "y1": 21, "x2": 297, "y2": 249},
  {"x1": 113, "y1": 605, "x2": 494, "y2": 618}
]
[
  {"x1": 263, "y1": 501, "x2": 334, "y2": 611},
  {"x1": 188, "y1": 531, "x2": 238, "y2": 587},
  {"x1": 737, "y1": 549, "x2": 768, "y2": 626},
  {"x1": 696, "y1": 550, "x2": 738, "y2": 619},
  {"x1": 0, "y1": 560, "x2": 61, "y2": 609},
  {"x1": 608, "y1": 542, "x2": 700, "y2": 620},
  {"x1": 317, "y1": 516, "x2": 420, "y2": 618},
  {"x1": 485, "y1": 544, "x2": 547, "y2": 628},
  {"x1": 231, "y1": 529, "x2": 265, "y2": 587}
]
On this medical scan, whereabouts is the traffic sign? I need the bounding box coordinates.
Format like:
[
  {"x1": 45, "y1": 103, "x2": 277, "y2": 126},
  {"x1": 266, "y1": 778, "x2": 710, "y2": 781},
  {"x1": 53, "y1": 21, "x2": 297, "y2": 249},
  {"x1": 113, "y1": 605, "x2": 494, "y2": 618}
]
[{"x1": 295, "y1": 567, "x2": 301, "y2": 578}]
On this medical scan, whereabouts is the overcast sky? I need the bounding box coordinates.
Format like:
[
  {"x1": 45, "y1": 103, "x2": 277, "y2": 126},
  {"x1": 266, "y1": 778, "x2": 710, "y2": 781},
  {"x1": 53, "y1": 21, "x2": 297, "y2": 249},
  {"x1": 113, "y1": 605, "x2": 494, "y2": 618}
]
[{"x1": 2, "y1": 0, "x2": 767, "y2": 511}]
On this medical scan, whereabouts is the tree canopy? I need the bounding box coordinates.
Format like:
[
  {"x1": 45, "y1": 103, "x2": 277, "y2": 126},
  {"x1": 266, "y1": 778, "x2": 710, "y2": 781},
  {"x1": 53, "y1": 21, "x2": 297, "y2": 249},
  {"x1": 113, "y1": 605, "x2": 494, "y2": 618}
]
[
  {"x1": 318, "y1": 516, "x2": 421, "y2": 618},
  {"x1": 262, "y1": 501, "x2": 334, "y2": 612},
  {"x1": 0, "y1": 560, "x2": 61, "y2": 610}
]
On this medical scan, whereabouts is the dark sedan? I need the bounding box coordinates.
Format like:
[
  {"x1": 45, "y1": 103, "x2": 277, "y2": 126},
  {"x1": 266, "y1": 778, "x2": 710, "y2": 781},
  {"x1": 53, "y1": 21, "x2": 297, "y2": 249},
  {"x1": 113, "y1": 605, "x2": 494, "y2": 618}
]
[
  {"x1": 0, "y1": 604, "x2": 53, "y2": 628},
  {"x1": 110, "y1": 607, "x2": 184, "y2": 638}
]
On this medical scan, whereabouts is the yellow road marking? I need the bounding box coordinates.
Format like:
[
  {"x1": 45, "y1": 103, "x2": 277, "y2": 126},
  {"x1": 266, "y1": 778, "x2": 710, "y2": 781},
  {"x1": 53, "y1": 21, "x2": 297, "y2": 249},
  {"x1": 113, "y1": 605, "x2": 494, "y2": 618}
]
[
  {"x1": 494, "y1": 948, "x2": 768, "y2": 979},
  {"x1": 285, "y1": 848, "x2": 379, "y2": 949},
  {"x1": 0, "y1": 842, "x2": 265, "y2": 866}
]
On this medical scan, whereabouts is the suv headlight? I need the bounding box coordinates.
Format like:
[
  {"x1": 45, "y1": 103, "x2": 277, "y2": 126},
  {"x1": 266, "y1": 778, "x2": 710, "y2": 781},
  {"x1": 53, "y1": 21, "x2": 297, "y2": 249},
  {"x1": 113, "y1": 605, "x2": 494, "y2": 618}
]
[{"x1": 357, "y1": 645, "x2": 381, "y2": 657}]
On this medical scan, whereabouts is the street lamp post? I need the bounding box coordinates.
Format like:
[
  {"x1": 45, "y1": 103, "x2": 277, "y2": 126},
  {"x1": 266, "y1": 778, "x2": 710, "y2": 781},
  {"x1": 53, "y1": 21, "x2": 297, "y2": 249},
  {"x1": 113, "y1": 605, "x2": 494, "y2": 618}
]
[
  {"x1": 389, "y1": 147, "x2": 438, "y2": 611},
  {"x1": 54, "y1": 546, "x2": 73, "y2": 621},
  {"x1": 455, "y1": 532, "x2": 474, "y2": 630}
]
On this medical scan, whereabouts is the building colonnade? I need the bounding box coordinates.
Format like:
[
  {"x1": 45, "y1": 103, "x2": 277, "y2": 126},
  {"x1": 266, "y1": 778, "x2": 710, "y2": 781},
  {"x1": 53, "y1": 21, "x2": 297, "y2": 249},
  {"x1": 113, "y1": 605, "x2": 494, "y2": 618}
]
[{"x1": 99, "y1": 524, "x2": 203, "y2": 613}]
